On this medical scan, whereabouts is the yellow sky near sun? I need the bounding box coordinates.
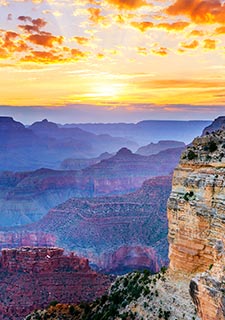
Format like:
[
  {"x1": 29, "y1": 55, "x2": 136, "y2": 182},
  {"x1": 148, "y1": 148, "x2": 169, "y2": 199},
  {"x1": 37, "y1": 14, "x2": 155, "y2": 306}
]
[{"x1": 0, "y1": 0, "x2": 225, "y2": 108}]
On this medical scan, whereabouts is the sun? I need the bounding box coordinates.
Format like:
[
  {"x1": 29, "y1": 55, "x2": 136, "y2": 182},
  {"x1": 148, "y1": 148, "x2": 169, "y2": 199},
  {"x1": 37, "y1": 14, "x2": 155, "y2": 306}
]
[
  {"x1": 97, "y1": 84, "x2": 120, "y2": 97},
  {"x1": 78, "y1": 81, "x2": 126, "y2": 103}
]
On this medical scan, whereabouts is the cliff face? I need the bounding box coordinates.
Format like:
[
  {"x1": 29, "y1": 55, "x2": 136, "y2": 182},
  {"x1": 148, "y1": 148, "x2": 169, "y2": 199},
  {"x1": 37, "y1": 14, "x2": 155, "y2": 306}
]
[
  {"x1": 0, "y1": 247, "x2": 111, "y2": 320},
  {"x1": 167, "y1": 129, "x2": 225, "y2": 319},
  {"x1": 0, "y1": 176, "x2": 171, "y2": 274}
]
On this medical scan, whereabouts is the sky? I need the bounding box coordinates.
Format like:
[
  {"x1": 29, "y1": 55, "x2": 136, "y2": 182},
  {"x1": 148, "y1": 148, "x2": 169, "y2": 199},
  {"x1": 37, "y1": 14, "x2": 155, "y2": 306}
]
[{"x1": 0, "y1": 0, "x2": 225, "y2": 123}]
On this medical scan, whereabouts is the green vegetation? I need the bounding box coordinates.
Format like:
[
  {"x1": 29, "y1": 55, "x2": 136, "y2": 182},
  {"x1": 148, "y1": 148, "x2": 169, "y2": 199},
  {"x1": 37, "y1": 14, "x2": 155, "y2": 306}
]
[
  {"x1": 26, "y1": 269, "x2": 173, "y2": 320},
  {"x1": 187, "y1": 150, "x2": 197, "y2": 160},
  {"x1": 48, "y1": 300, "x2": 59, "y2": 307},
  {"x1": 184, "y1": 191, "x2": 195, "y2": 202},
  {"x1": 208, "y1": 141, "x2": 218, "y2": 153},
  {"x1": 209, "y1": 264, "x2": 213, "y2": 270}
]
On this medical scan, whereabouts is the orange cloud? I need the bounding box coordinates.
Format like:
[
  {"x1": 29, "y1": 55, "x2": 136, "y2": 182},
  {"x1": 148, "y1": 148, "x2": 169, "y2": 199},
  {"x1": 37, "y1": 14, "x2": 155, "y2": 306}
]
[
  {"x1": 152, "y1": 47, "x2": 168, "y2": 56},
  {"x1": 97, "y1": 52, "x2": 105, "y2": 59},
  {"x1": 0, "y1": 47, "x2": 9, "y2": 59},
  {"x1": 88, "y1": 7, "x2": 106, "y2": 24},
  {"x1": 167, "y1": 0, "x2": 225, "y2": 24},
  {"x1": 137, "y1": 47, "x2": 148, "y2": 55},
  {"x1": 27, "y1": 33, "x2": 64, "y2": 47},
  {"x1": 157, "y1": 21, "x2": 189, "y2": 31},
  {"x1": 71, "y1": 48, "x2": 88, "y2": 59},
  {"x1": 1, "y1": 30, "x2": 29, "y2": 53},
  {"x1": 21, "y1": 47, "x2": 87, "y2": 64},
  {"x1": 131, "y1": 21, "x2": 153, "y2": 32},
  {"x1": 21, "y1": 50, "x2": 64, "y2": 64},
  {"x1": 188, "y1": 29, "x2": 205, "y2": 36},
  {"x1": 132, "y1": 21, "x2": 189, "y2": 32},
  {"x1": 204, "y1": 38, "x2": 216, "y2": 49},
  {"x1": 73, "y1": 36, "x2": 89, "y2": 45},
  {"x1": 214, "y1": 26, "x2": 225, "y2": 34},
  {"x1": 106, "y1": 0, "x2": 148, "y2": 10},
  {"x1": 181, "y1": 40, "x2": 199, "y2": 49}
]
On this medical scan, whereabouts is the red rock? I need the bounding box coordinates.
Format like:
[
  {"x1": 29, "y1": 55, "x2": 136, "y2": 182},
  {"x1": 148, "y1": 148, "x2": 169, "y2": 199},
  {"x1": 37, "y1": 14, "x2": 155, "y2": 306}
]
[{"x1": 0, "y1": 247, "x2": 111, "y2": 319}]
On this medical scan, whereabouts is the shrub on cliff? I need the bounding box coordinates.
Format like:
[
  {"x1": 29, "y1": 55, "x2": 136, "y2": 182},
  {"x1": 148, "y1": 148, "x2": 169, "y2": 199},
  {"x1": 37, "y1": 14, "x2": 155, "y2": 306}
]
[{"x1": 187, "y1": 150, "x2": 197, "y2": 160}]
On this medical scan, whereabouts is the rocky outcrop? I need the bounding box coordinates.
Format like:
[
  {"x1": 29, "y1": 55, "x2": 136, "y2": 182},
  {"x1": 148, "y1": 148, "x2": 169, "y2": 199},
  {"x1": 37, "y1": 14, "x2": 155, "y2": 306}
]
[
  {"x1": 167, "y1": 129, "x2": 225, "y2": 319},
  {"x1": 33, "y1": 175, "x2": 171, "y2": 274},
  {"x1": 0, "y1": 176, "x2": 171, "y2": 273},
  {"x1": 202, "y1": 116, "x2": 225, "y2": 136},
  {"x1": 136, "y1": 140, "x2": 185, "y2": 156},
  {"x1": 0, "y1": 247, "x2": 111, "y2": 319},
  {"x1": 190, "y1": 238, "x2": 225, "y2": 320},
  {"x1": 25, "y1": 270, "x2": 199, "y2": 320}
]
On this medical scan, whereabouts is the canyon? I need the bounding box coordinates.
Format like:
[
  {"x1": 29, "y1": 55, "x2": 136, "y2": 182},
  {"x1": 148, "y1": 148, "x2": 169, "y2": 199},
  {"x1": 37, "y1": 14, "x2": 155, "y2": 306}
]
[
  {"x1": 28, "y1": 127, "x2": 225, "y2": 320},
  {"x1": 136, "y1": 140, "x2": 185, "y2": 156},
  {"x1": 0, "y1": 117, "x2": 137, "y2": 171},
  {"x1": 0, "y1": 147, "x2": 181, "y2": 226},
  {"x1": 67, "y1": 120, "x2": 210, "y2": 145},
  {"x1": 0, "y1": 175, "x2": 172, "y2": 274},
  {"x1": 0, "y1": 247, "x2": 111, "y2": 320},
  {"x1": 1, "y1": 117, "x2": 224, "y2": 320}
]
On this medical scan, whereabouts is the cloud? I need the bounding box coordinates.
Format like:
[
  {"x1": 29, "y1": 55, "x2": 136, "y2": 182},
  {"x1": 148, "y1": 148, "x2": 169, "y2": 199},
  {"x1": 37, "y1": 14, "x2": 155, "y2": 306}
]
[
  {"x1": 18, "y1": 16, "x2": 47, "y2": 34},
  {"x1": 203, "y1": 38, "x2": 216, "y2": 49},
  {"x1": 137, "y1": 46, "x2": 148, "y2": 55},
  {"x1": 88, "y1": 7, "x2": 107, "y2": 24},
  {"x1": 27, "y1": 33, "x2": 64, "y2": 47},
  {"x1": 71, "y1": 48, "x2": 88, "y2": 59},
  {"x1": 0, "y1": 30, "x2": 29, "y2": 53},
  {"x1": 151, "y1": 47, "x2": 168, "y2": 56},
  {"x1": 7, "y1": 13, "x2": 12, "y2": 20},
  {"x1": 21, "y1": 50, "x2": 64, "y2": 64},
  {"x1": 167, "y1": 0, "x2": 225, "y2": 24},
  {"x1": 73, "y1": 36, "x2": 89, "y2": 45},
  {"x1": 156, "y1": 21, "x2": 190, "y2": 31},
  {"x1": 214, "y1": 25, "x2": 225, "y2": 34},
  {"x1": 131, "y1": 21, "x2": 189, "y2": 32},
  {"x1": 188, "y1": 29, "x2": 205, "y2": 36},
  {"x1": 97, "y1": 52, "x2": 105, "y2": 59},
  {"x1": 131, "y1": 21, "x2": 153, "y2": 32},
  {"x1": 106, "y1": 0, "x2": 148, "y2": 10},
  {"x1": 0, "y1": 47, "x2": 9, "y2": 59},
  {"x1": 181, "y1": 39, "x2": 199, "y2": 49}
]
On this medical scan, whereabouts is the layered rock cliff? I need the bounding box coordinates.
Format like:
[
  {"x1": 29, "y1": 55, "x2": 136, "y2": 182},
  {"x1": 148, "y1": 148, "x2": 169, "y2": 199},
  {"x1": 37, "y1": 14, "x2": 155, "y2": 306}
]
[
  {"x1": 0, "y1": 147, "x2": 182, "y2": 227},
  {"x1": 167, "y1": 129, "x2": 225, "y2": 319},
  {"x1": 0, "y1": 176, "x2": 171, "y2": 274},
  {"x1": 0, "y1": 247, "x2": 111, "y2": 319}
]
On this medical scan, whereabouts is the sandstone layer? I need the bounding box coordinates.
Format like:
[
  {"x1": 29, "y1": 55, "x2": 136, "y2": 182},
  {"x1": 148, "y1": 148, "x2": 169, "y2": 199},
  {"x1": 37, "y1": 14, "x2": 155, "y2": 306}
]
[
  {"x1": 0, "y1": 247, "x2": 111, "y2": 320},
  {"x1": 167, "y1": 129, "x2": 225, "y2": 319}
]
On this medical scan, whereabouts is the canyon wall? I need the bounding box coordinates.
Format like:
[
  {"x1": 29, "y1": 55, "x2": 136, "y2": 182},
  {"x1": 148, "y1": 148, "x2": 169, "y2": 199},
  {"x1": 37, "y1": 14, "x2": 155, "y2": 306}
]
[
  {"x1": 0, "y1": 247, "x2": 111, "y2": 320},
  {"x1": 167, "y1": 130, "x2": 225, "y2": 319},
  {"x1": 0, "y1": 176, "x2": 171, "y2": 274}
]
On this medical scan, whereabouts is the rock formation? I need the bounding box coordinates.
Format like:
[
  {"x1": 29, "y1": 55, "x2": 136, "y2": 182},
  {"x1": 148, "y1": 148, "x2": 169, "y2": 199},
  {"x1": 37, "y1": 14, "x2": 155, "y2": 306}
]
[
  {"x1": 167, "y1": 129, "x2": 225, "y2": 319},
  {"x1": 202, "y1": 116, "x2": 225, "y2": 136},
  {"x1": 0, "y1": 176, "x2": 172, "y2": 273},
  {"x1": 70, "y1": 120, "x2": 210, "y2": 145},
  {"x1": 136, "y1": 140, "x2": 185, "y2": 156},
  {"x1": 0, "y1": 247, "x2": 111, "y2": 319},
  {"x1": 60, "y1": 152, "x2": 113, "y2": 170},
  {"x1": 0, "y1": 146, "x2": 181, "y2": 226},
  {"x1": 0, "y1": 116, "x2": 137, "y2": 171}
]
